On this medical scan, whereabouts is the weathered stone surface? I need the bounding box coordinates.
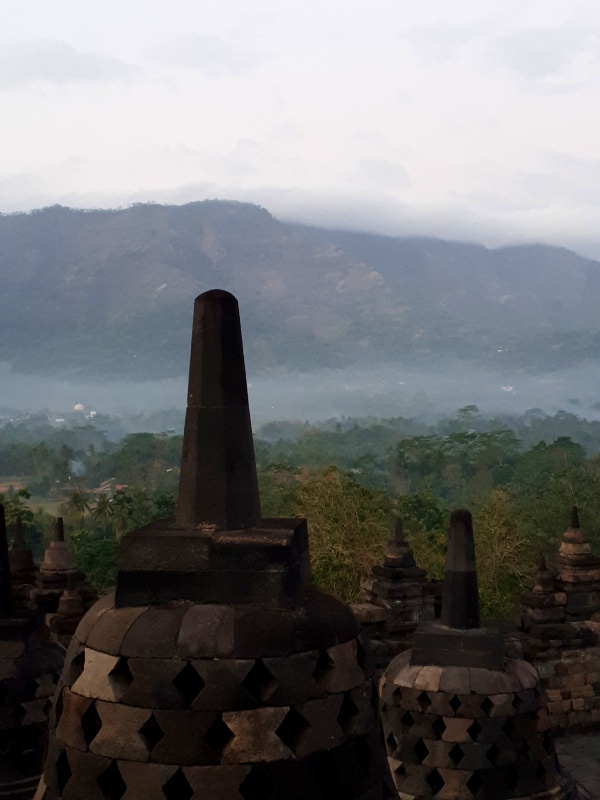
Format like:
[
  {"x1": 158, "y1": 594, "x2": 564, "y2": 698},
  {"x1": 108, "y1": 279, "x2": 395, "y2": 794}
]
[
  {"x1": 382, "y1": 507, "x2": 573, "y2": 799},
  {"x1": 183, "y1": 764, "x2": 250, "y2": 800},
  {"x1": 0, "y1": 503, "x2": 65, "y2": 795},
  {"x1": 55, "y1": 689, "x2": 95, "y2": 751},
  {"x1": 90, "y1": 701, "x2": 151, "y2": 761},
  {"x1": 122, "y1": 658, "x2": 192, "y2": 709},
  {"x1": 39, "y1": 291, "x2": 389, "y2": 799},
  {"x1": 150, "y1": 710, "x2": 222, "y2": 765},
  {"x1": 121, "y1": 606, "x2": 187, "y2": 658},
  {"x1": 313, "y1": 640, "x2": 365, "y2": 694},
  {"x1": 222, "y1": 707, "x2": 292, "y2": 762},
  {"x1": 85, "y1": 605, "x2": 147, "y2": 656},
  {"x1": 357, "y1": 519, "x2": 435, "y2": 667},
  {"x1": 176, "y1": 604, "x2": 235, "y2": 659},
  {"x1": 71, "y1": 649, "x2": 127, "y2": 701},
  {"x1": 119, "y1": 762, "x2": 178, "y2": 800}
]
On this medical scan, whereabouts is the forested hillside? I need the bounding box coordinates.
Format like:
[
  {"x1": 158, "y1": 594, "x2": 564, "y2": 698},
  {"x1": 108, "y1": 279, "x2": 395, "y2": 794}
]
[
  {"x1": 4, "y1": 405, "x2": 600, "y2": 619},
  {"x1": 1, "y1": 201, "x2": 600, "y2": 378}
]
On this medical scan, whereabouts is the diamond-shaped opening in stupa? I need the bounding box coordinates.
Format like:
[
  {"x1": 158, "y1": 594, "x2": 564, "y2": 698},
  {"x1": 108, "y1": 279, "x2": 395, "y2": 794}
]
[
  {"x1": 172, "y1": 662, "x2": 206, "y2": 707},
  {"x1": 242, "y1": 659, "x2": 280, "y2": 704}
]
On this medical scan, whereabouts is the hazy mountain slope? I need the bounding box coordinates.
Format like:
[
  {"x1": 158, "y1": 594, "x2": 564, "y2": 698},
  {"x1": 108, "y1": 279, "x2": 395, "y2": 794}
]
[{"x1": 0, "y1": 201, "x2": 599, "y2": 379}]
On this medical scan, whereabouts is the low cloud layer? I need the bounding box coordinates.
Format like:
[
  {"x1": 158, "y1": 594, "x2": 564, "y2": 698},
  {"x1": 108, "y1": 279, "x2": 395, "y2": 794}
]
[
  {"x1": 0, "y1": 39, "x2": 135, "y2": 88},
  {"x1": 0, "y1": 0, "x2": 599, "y2": 259},
  {"x1": 148, "y1": 34, "x2": 265, "y2": 76}
]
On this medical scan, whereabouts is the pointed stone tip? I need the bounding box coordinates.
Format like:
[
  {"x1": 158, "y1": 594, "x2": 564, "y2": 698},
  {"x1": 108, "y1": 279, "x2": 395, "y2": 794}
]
[
  {"x1": 53, "y1": 517, "x2": 65, "y2": 542},
  {"x1": 13, "y1": 516, "x2": 25, "y2": 546},
  {"x1": 393, "y1": 517, "x2": 405, "y2": 543},
  {"x1": 570, "y1": 506, "x2": 580, "y2": 529},
  {"x1": 450, "y1": 508, "x2": 473, "y2": 530},
  {"x1": 186, "y1": 288, "x2": 248, "y2": 410},
  {"x1": 441, "y1": 507, "x2": 480, "y2": 630},
  {"x1": 176, "y1": 289, "x2": 260, "y2": 531}
]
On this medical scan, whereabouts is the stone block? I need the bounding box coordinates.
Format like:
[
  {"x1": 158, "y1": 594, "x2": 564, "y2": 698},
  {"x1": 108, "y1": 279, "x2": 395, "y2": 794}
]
[
  {"x1": 340, "y1": 682, "x2": 376, "y2": 738},
  {"x1": 392, "y1": 664, "x2": 422, "y2": 690},
  {"x1": 121, "y1": 606, "x2": 187, "y2": 658},
  {"x1": 183, "y1": 764, "x2": 250, "y2": 800},
  {"x1": 55, "y1": 689, "x2": 95, "y2": 751},
  {"x1": 90, "y1": 700, "x2": 152, "y2": 761},
  {"x1": 492, "y1": 671, "x2": 521, "y2": 693},
  {"x1": 469, "y1": 668, "x2": 500, "y2": 695},
  {"x1": 222, "y1": 707, "x2": 292, "y2": 762},
  {"x1": 150, "y1": 709, "x2": 223, "y2": 765},
  {"x1": 313, "y1": 640, "x2": 365, "y2": 694},
  {"x1": 351, "y1": 604, "x2": 388, "y2": 625},
  {"x1": 439, "y1": 666, "x2": 471, "y2": 695},
  {"x1": 85, "y1": 605, "x2": 148, "y2": 656},
  {"x1": 73, "y1": 593, "x2": 114, "y2": 644},
  {"x1": 119, "y1": 761, "x2": 178, "y2": 800},
  {"x1": 486, "y1": 694, "x2": 518, "y2": 718},
  {"x1": 50, "y1": 746, "x2": 112, "y2": 800},
  {"x1": 414, "y1": 666, "x2": 443, "y2": 693},
  {"x1": 441, "y1": 717, "x2": 472, "y2": 743},
  {"x1": 435, "y1": 768, "x2": 471, "y2": 799},
  {"x1": 289, "y1": 695, "x2": 345, "y2": 756},
  {"x1": 191, "y1": 659, "x2": 257, "y2": 711},
  {"x1": 232, "y1": 606, "x2": 294, "y2": 658},
  {"x1": 262, "y1": 650, "x2": 327, "y2": 705},
  {"x1": 176, "y1": 604, "x2": 235, "y2": 659},
  {"x1": 504, "y1": 659, "x2": 540, "y2": 690},
  {"x1": 71, "y1": 648, "x2": 126, "y2": 702},
  {"x1": 122, "y1": 657, "x2": 191, "y2": 709}
]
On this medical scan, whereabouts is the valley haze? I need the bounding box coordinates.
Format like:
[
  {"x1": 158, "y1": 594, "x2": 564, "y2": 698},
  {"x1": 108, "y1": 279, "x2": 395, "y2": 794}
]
[{"x1": 1, "y1": 200, "x2": 599, "y2": 425}]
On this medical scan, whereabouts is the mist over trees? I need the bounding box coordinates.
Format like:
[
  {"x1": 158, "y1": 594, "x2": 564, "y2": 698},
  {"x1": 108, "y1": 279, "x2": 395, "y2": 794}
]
[{"x1": 3, "y1": 405, "x2": 600, "y2": 618}]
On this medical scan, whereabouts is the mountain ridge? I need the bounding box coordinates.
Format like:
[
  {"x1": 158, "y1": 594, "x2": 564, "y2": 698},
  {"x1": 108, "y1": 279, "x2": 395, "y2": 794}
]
[{"x1": 1, "y1": 200, "x2": 599, "y2": 379}]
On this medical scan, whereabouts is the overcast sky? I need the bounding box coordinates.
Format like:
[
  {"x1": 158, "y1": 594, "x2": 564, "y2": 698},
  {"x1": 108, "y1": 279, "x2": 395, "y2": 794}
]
[{"x1": 2, "y1": 0, "x2": 600, "y2": 255}]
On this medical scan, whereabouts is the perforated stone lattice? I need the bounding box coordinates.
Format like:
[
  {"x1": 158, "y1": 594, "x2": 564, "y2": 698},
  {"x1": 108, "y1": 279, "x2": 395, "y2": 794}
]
[
  {"x1": 39, "y1": 598, "x2": 390, "y2": 800},
  {"x1": 381, "y1": 656, "x2": 573, "y2": 799},
  {"x1": 37, "y1": 291, "x2": 393, "y2": 800}
]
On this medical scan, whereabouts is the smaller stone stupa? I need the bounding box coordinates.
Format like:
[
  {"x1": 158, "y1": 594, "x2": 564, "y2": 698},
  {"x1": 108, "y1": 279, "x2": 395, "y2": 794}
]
[
  {"x1": 546, "y1": 507, "x2": 600, "y2": 622},
  {"x1": 520, "y1": 508, "x2": 600, "y2": 732},
  {"x1": 0, "y1": 504, "x2": 65, "y2": 799},
  {"x1": 356, "y1": 518, "x2": 434, "y2": 666},
  {"x1": 9, "y1": 518, "x2": 38, "y2": 614},
  {"x1": 381, "y1": 509, "x2": 574, "y2": 799},
  {"x1": 31, "y1": 519, "x2": 96, "y2": 646}
]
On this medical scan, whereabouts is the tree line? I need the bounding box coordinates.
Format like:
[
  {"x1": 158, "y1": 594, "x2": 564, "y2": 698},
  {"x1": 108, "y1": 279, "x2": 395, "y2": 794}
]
[{"x1": 2, "y1": 405, "x2": 600, "y2": 619}]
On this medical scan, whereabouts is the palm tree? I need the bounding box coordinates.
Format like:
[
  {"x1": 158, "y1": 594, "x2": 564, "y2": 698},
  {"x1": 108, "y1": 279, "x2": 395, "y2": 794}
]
[
  {"x1": 92, "y1": 493, "x2": 112, "y2": 539},
  {"x1": 61, "y1": 488, "x2": 90, "y2": 518}
]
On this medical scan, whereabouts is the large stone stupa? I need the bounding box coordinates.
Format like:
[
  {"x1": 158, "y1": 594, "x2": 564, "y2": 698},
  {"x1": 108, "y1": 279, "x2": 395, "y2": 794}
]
[{"x1": 36, "y1": 290, "x2": 394, "y2": 800}]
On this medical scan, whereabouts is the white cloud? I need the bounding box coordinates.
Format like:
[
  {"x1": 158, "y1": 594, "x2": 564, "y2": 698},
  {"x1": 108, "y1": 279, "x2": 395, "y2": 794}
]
[
  {"x1": 0, "y1": 1, "x2": 598, "y2": 258},
  {"x1": 148, "y1": 34, "x2": 266, "y2": 77},
  {"x1": 0, "y1": 40, "x2": 136, "y2": 89}
]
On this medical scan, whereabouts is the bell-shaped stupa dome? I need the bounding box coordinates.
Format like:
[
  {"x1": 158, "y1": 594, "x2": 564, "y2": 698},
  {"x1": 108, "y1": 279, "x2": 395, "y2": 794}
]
[
  {"x1": 381, "y1": 509, "x2": 574, "y2": 799},
  {"x1": 37, "y1": 290, "x2": 393, "y2": 799}
]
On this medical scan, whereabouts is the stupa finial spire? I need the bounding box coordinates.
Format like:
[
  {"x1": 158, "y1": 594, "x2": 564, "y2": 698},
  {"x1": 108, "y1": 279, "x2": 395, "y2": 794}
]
[
  {"x1": 14, "y1": 516, "x2": 25, "y2": 547},
  {"x1": 440, "y1": 508, "x2": 480, "y2": 630},
  {"x1": 53, "y1": 517, "x2": 65, "y2": 542},
  {"x1": 393, "y1": 516, "x2": 405, "y2": 544},
  {"x1": 571, "y1": 505, "x2": 580, "y2": 529},
  {"x1": 175, "y1": 290, "x2": 260, "y2": 530},
  {"x1": 0, "y1": 505, "x2": 11, "y2": 619}
]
